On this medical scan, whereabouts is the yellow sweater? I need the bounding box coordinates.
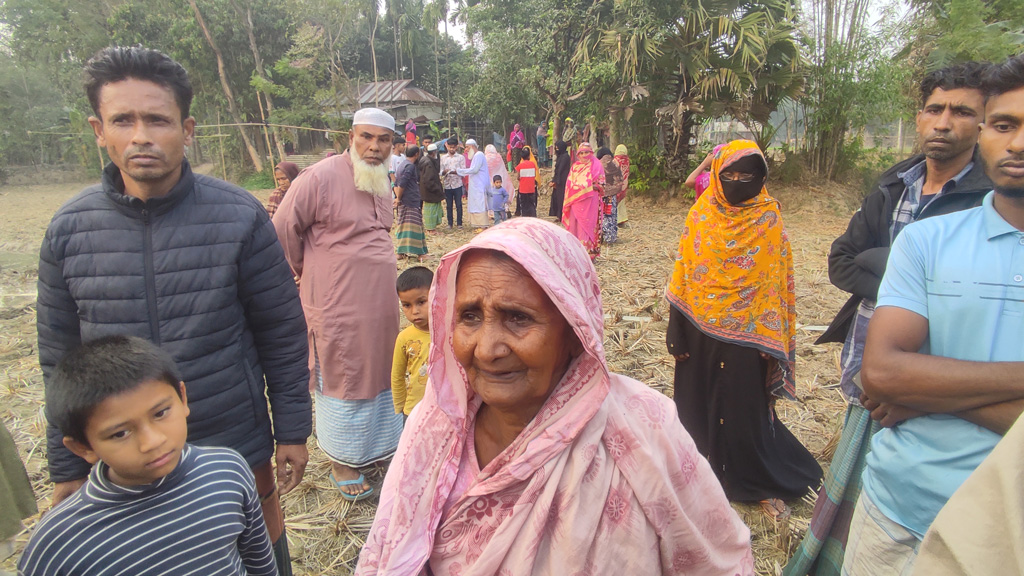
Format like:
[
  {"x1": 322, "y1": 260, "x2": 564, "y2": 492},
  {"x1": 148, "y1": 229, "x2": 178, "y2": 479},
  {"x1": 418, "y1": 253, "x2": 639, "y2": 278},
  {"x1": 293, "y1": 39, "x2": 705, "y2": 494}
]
[{"x1": 391, "y1": 325, "x2": 431, "y2": 415}]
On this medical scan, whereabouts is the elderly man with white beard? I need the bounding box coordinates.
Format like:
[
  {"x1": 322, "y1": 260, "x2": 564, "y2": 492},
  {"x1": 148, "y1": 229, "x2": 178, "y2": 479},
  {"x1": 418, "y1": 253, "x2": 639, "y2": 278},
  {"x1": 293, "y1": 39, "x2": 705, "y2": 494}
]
[{"x1": 273, "y1": 108, "x2": 405, "y2": 501}]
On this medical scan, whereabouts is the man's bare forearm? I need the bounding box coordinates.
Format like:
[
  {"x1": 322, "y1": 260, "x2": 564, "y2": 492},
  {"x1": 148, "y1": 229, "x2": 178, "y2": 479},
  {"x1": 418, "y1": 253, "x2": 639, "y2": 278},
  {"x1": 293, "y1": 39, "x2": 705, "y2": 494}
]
[
  {"x1": 956, "y1": 398, "x2": 1024, "y2": 435},
  {"x1": 863, "y1": 350, "x2": 1024, "y2": 413}
]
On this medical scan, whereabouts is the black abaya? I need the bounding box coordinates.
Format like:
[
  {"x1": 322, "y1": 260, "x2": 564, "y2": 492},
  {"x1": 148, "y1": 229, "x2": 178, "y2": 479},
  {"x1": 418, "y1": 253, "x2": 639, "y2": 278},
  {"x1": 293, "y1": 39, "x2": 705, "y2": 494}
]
[
  {"x1": 549, "y1": 150, "x2": 570, "y2": 218},
  {"x1": 667, "y1": 306, "x2": 822, "y2": 502}
]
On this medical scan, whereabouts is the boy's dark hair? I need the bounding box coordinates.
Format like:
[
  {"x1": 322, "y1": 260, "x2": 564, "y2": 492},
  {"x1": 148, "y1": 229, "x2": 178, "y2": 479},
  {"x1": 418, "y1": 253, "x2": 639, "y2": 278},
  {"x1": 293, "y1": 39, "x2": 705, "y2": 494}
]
[
  {"x1": 84, "y1": 46, "x2": 193, "y2": 121},
  {"x1": 984, "y1": 55, "x2": 1024, "y2": 98},
  {"x1": 397, "y1": 266, "x2": 434, "y2": 293},
  {"x1": 493, "y1": 174, "x2": 503, "y2": 182},
  {"x1": 405, "y1": 145, "x2": 420, "y2": 158},
  {"x1": 47, "y1": 335, "x2": 183, "y2": 445},
  {"x1": 919, "y1": 61, "x2": 990, "y2": 106},
  {"x1": 447, "y1": 136, "x2": 458, "y2": 146}
]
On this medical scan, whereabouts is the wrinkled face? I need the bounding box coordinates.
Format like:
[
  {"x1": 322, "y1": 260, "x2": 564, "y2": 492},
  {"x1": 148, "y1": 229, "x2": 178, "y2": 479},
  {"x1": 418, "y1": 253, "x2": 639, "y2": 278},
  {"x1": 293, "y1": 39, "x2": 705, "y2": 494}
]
[
  {"x1": 274, "y1": 168, "x2": 292, "y2": 191},
  {"x1": 399, "y1": 287, "x2": 430, "y2": 331},
  {"x1": 916, "y1": 87, "x2": 985, "y2": 162},
  {"x1": 68, "y1": 380, "x2": 190, "y2": 486},
  {"x1": 980, "y1": 86, "x2": 1024, "y2": 198},
  {"x1": 349, "y1": 124, "x2": 394, "y2": 166},
  {"x1": 88, "y1": 79, "x2": 195, "y2": 192},
  {"x1": 453, "y1": 251, "x2": 579, "y2": 422}
]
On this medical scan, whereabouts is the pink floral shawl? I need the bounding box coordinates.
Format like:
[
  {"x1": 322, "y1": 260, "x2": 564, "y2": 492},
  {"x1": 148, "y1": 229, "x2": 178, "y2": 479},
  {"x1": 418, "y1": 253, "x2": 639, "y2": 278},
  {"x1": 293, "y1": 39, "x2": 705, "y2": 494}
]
[{"x1": 356, "y1": 219, "x2": 753, "y2": 576}]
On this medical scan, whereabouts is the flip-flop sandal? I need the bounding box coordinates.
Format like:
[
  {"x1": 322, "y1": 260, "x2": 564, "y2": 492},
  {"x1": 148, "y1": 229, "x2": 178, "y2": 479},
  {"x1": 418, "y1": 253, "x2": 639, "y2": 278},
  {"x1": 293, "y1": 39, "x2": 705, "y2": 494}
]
[
  {"x1": 330, "y1": 472, "x2": 375, "y2": 502},
  {"x1": 760, "y1": 498, "x2": 791, "y2": 521}
]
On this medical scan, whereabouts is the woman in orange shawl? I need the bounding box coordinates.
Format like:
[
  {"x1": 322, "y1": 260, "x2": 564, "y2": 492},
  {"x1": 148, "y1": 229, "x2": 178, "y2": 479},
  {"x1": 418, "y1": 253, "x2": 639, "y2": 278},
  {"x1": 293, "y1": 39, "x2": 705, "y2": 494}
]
[
  {"x1": 561, "y1": 143, "x2": 605, "y2": 260},
  {"x1": 664, "y1": 140, "x2": 821, "y2": 520}
]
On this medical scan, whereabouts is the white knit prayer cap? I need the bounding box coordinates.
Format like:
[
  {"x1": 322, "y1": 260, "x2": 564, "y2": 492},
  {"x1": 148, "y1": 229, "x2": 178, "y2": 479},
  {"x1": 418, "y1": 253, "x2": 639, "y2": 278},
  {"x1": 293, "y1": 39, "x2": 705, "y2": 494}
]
[
  {"x1": 352, "y1": 107, "x2": 396, "y2": 132},
  {"x1": 465, "y1": 139, "x2": 478, "y2": 148},
  {"x1": 427, "y1": 143, "x2": 438, "y2": 152}
]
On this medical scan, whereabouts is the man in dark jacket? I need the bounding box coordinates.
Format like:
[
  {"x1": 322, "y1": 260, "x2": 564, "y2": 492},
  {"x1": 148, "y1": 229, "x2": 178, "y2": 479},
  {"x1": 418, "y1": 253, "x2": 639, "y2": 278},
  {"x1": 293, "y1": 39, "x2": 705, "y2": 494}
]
[
  {"x1": 36, "y1": 46, "x2": 310, "y2": 574},
  {"x1": 419, "y1": 143, "x2": 445, "y2": 234},
  {"x1": 785, "y1": 61, "x2": 993, "y2": 576}
]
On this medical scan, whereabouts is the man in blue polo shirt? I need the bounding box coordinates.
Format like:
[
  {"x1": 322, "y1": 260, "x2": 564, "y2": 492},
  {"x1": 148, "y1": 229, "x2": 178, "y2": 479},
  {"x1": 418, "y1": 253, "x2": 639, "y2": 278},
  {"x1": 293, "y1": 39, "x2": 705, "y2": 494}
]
[{"x1": 842, "y1": 54, "x2": 1024, "y2": 575}]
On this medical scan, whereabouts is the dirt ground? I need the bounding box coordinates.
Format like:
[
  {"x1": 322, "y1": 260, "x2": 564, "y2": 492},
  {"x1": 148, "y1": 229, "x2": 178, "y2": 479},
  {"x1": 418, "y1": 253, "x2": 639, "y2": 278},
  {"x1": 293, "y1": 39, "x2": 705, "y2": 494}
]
[{"x1": 0, "y1": 174, "x2": 860, "y2": 575}]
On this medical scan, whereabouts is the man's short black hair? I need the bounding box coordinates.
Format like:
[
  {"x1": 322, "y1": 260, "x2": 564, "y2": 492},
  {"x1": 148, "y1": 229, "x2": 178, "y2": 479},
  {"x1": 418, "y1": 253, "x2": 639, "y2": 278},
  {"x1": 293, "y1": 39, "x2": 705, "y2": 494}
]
[
  {"x1": 47, "y1": 336, "x2": 183, "y2": 445},
  {"x1": 920, "y1": 61, "x2": 990, "y2": 106},
  {"x1": 405, "y1": 145, "x2": 420, "y2": 158},
  {"x1": 983, "y1": 54, "x2": 1024, "y2": 98},
  {"x1": 84, "y1": 46, "x2": 193, "y2": 120},
  {"x1": 493, "y1": 174, "x2": 503, "y2": 182},
  {"x1": 447, "y1": 137, "x2": 458, "y2": 146},
  {"x1": 397, "y1": 266, "x2": 434, "y2": 293}
]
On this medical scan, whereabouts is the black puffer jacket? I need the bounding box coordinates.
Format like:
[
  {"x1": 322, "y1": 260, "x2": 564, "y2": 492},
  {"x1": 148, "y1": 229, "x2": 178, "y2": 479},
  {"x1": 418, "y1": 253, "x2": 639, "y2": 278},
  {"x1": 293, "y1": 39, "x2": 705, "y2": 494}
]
[
  {"x1": 817, "y1": 151, "x2": 992, "y2": 344},
  {"x1": 38, "y1": 161, "x2": 311, "y2": 482}
]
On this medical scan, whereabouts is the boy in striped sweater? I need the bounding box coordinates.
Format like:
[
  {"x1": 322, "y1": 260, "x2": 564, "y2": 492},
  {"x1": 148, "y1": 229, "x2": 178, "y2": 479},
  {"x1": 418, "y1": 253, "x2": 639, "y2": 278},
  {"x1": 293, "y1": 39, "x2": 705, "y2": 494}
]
[{"x1": 19, "y1": 336, "x2": 278, "y2": 575}]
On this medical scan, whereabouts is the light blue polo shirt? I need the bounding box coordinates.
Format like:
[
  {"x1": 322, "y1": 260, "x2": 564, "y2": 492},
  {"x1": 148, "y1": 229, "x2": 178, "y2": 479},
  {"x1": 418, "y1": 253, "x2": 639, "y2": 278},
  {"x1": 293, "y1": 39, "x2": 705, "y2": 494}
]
[{"x1": 862, "y1": 191, "x2": 1024, "y2": 538}]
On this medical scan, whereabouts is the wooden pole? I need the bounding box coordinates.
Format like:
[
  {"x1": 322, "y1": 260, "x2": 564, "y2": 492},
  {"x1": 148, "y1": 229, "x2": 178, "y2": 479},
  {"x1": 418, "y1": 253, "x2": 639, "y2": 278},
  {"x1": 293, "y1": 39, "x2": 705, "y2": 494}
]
[
  {"x1": 256, "y1": 91, "x2": 275, "y2": 169},
  {"x1": 217, "y1": 111, "x2": 227, "y2": 181}
]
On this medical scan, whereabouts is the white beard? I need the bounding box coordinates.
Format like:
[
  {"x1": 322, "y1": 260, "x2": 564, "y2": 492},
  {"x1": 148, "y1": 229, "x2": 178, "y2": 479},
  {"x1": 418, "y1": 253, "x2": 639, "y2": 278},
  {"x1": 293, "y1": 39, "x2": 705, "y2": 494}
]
[{"x1": 351, "y1": 151, "x2": 392, "y2": 198}]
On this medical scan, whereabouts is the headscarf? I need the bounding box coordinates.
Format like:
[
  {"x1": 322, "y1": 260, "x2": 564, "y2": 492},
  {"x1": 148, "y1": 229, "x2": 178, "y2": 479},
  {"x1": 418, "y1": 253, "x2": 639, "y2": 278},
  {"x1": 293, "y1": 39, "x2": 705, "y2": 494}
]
[
  {"x1": 666, "y1": 140, "x2": 797, "y2": 399},
  {"x1": 275, "y1": 161, "x2": 299, "y2": 183},
  {"x1": 357, "y1": 218, "x2": 754, "y2": 576},
  {"x1": 553, "y1": 141, "x2": 571, "y2": 191},
  {"x1": 613, "y1": 145, "x2": 630, "y2": 191},
  {"x1": 510, "y1": 124, "x2": 525, "y2": 148},
  {"x1": 563, "y1": 143, "x2": 604, "y2": 210},
  {"x1": 484, "y1": 144, "x2": 513, "y2": 194}
]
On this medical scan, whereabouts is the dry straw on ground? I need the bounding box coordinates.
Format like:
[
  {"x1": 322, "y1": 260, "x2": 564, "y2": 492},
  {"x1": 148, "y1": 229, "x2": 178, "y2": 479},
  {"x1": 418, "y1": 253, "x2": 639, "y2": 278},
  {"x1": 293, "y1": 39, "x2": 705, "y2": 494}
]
[{"x1": 0, "y1": 173, "x2": 860, "y2": 575}]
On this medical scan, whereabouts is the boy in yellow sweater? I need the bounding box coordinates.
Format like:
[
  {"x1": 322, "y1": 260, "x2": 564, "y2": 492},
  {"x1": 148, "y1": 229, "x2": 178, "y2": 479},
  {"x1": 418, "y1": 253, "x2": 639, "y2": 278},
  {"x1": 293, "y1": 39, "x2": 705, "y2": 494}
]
[{"x1": 392, "y1": 266, "x2": 433, "y2": 416}]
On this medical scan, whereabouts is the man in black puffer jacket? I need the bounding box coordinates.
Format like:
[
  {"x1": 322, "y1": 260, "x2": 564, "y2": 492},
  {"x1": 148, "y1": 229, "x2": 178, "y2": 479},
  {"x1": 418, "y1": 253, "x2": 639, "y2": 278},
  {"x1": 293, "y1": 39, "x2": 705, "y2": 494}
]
[
  {"x1": 36, "y1": 46, "x2": 310, "y2": 574},
  {"x1": 785, "y1": 62, "x2": 992, "y2": 576}
]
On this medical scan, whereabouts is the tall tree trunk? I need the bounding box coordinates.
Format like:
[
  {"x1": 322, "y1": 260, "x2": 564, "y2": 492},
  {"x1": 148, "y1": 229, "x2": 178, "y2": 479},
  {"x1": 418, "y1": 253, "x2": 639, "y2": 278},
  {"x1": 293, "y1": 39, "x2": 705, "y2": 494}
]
[
  {"x1": 187, "y1": 0, "x2": 264, "y2": 172},
  {"x1": 232, "y1": 0, "x2": 287, "y2": 161}
]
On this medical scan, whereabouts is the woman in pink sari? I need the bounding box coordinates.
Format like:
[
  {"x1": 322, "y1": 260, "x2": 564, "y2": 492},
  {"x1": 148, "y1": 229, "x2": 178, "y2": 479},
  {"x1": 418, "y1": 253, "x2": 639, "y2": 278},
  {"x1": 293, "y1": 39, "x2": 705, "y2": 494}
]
[
  {"x1": 562, "y1": 142, "x2": 605, "y2": 260},
  {"x1": 356, "y1": 218, "x2": 754, "y2": 576}
]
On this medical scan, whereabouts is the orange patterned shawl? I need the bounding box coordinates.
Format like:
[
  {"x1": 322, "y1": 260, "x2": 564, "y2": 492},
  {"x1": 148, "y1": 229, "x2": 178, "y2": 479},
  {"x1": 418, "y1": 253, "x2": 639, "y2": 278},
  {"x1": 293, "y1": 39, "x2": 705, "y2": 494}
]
[{"x1": 665, "y1": 140, "x2": 797, "y2": 399}]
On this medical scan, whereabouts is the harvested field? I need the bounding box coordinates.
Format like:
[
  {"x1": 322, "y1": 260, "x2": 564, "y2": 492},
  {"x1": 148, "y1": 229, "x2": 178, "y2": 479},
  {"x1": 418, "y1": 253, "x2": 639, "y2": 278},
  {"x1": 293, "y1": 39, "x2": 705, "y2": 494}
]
[{"x1": 0, "y1": 174, "x2": 860, "y2": 575}]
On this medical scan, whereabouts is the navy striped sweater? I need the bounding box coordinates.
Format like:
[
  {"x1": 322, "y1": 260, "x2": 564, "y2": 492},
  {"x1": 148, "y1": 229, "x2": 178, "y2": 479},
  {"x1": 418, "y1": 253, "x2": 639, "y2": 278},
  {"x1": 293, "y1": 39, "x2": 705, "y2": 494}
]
[{"x1": 19, "y1": 444, "x2": 277, "y2": 575}]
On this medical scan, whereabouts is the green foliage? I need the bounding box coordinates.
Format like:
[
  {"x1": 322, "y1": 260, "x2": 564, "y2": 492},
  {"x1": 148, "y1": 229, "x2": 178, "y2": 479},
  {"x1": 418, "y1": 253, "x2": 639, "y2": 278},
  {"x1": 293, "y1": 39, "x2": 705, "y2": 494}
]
[
  {"x1": 240, "y1": 170, "x2": 275, "y2": 190},
  {"x1": 629, "y1": 145, "x2": 674, "y2": 197}
]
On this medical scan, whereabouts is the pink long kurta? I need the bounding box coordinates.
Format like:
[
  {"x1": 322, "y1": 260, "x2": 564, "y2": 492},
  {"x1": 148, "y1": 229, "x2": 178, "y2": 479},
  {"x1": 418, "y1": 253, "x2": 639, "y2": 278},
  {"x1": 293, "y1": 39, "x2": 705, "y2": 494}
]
[{"x1": 273, "y1": 152, "x2": 399, "y2": 400}]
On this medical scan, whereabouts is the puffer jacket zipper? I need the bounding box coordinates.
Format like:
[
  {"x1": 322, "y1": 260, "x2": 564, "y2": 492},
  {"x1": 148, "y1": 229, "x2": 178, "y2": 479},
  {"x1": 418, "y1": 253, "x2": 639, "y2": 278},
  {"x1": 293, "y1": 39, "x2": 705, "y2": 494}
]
[{"x1": 141, "y1": 207, "x2": 161, "y2": 345}]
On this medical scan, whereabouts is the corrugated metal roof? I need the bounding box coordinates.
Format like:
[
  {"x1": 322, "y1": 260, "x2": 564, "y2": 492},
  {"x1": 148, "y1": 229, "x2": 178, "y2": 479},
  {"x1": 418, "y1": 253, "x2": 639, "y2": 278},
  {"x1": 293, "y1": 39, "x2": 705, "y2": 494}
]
[{"x1": 358, "y1": 80, "x2": 443, "y2": 105}]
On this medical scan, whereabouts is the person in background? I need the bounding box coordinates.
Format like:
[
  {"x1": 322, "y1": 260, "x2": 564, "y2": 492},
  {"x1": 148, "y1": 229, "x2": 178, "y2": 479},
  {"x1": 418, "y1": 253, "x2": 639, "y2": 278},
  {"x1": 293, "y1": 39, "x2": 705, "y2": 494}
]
[
  {"x1": 597, "y1": 146, "x2": 623, "y2": 244},
  {"x1": 484, "y1": 144, "x2": 513, "y2": 220},
  {"x1": 440, "y1": 137, "x2": 464, "y2": 228},
  {"x1": 405, "y1": 119, "x2": 417, "y2": 146},
  {"x1": 390, "y1": 139, "x2": 407, "y2": 187},
  {"x1": 561, "y1": 142, "x2": 605, "y2": 260},
  {"x1": 613, "y1": 144, "x2": 631, "y2": 226},
  {"x1": 38, "y1": 46, "x2": 310, "y2": 574},
  {"x1": 267, "y1": 161, "x2": 299, "y2": 219},
  {"x1": 510, "y1": 123, "x2": 525, "y2": 168},
  {"x1": 488, "y1": 174, "x2": 510, "y2": 225},
  {"x1": 394, "y1": 145, "x2": 428, "y2": 261},
  {"x1": 549, "y1": 140, "x2": 571, "y2": 221},
  {"x1": 273, "y1": 107, "x2": 405, "y2": 503},
  {"x1": 666, "y1": 140, "x2": 821, "y2": 522},
  {"x1": 19, "y1": 336, "x2": 278, "y2": 576},
  {"x1": 562, "y1": 118, "x2": 578, "y2": 152},
  {"x1": 391, "y1": 266, "x2": 433, "y2": 418},
  {"x1": 685, "y1": 144, "x2": 726, "y2": 201},
  {"x1": 418, "y1": 143, "x2": 445, "y2": 236},
  {"x1": 457, "y1": 139, "x2": 491, "y2": 232},
  {"x1": 1, "y1": 419, "x2": 35, "y2": 568},
  {"x1": 514, "y1": 145, "x2": 539, "y2": 217},
  {"x1": 536, "y1": 122, "x2": 548, "y2": 166},
  {"x1": 355, "y1": 218, "x2": 754, "y2": 576},
  {"x1": 421, "y1": 134, "x2": 434, "y2": 152},
  {"x1": 785, "y1": 61, "x2": 992, "y2": 576}
]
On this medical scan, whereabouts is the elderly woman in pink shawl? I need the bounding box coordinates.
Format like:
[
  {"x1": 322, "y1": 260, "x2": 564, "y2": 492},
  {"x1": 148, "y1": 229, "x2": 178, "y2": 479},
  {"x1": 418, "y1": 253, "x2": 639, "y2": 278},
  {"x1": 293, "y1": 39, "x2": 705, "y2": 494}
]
[
  {"x1": 562, "y1": 142, "x2": 605, "y2": 260},
  {"x1": 356, "y1": 218, "x2": 754, "y2": 576}
]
